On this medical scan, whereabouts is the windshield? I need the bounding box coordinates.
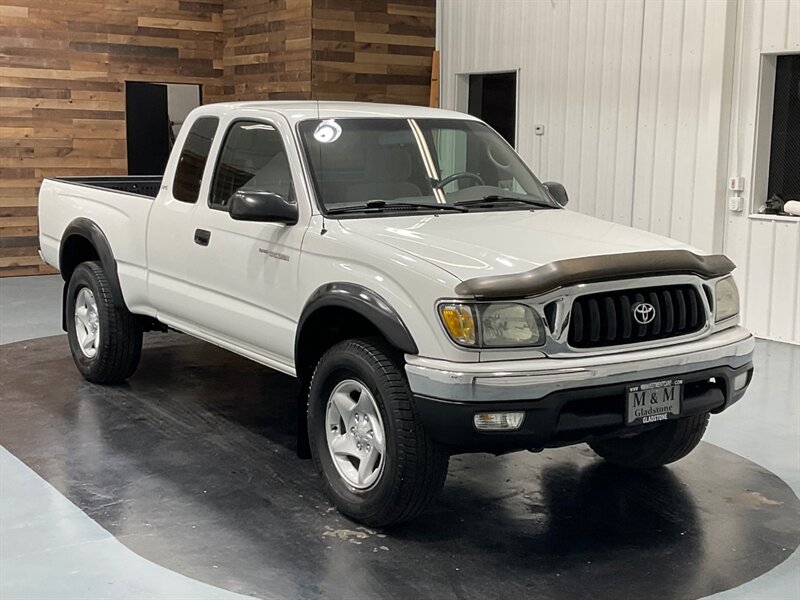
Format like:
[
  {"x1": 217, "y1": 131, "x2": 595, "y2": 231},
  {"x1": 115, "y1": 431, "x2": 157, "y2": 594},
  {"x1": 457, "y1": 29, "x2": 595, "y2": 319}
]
[{"x1": 298, "y1": 118, "x2": 557, "y2": 215}]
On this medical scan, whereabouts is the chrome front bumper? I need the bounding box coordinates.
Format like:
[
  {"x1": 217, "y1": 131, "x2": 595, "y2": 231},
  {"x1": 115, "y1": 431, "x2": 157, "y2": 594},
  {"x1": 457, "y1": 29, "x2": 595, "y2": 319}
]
[{"x1": 405, "y1": 326, "x2": 755, "y2": 403}]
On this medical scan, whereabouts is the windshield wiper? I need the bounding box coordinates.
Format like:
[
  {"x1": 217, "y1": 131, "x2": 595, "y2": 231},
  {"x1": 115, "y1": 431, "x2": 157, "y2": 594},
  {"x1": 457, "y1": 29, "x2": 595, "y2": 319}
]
[
  {"x1": 327, "y1": 199, "x2": 468, "y2": 215},
  {"x1": 454, "y1": 195, "x2": 556, "y2": 209}
]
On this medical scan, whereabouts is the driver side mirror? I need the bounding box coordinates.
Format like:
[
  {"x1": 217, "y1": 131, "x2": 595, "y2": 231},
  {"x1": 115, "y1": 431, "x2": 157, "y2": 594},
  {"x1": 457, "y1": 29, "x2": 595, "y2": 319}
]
[
  {"x1": 543, "y1": 181, "x2": 569, "y2": 207},
  {"x1": 229, "y1": 190, "x2": 298, "y2": 224}
]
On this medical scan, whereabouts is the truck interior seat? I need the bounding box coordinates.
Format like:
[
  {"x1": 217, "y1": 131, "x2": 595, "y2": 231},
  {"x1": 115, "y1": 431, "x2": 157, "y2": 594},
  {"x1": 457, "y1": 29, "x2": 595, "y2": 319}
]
[{"x1": 345, "y1": 147, "x2": 422, "y2": 203}]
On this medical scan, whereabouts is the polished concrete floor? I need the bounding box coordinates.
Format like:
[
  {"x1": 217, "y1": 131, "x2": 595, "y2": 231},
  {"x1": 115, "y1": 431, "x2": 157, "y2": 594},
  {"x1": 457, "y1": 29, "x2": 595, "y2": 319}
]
[{"x1": 1, "y1": 275, "x2": 799, "y2": 599}]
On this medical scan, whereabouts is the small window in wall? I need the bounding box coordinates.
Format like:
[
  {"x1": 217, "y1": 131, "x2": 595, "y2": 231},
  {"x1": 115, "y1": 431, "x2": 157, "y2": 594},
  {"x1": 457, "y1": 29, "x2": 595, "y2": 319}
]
[
  {"x1": 172, "y1": 117, "x2": 219, "y2": 203},
  {"x1": 467, "y1": 72, "x2": 517, "y2": 147},
  {"x1": 210, "y1": 121, "x2": 292, "y2": 210},
  {"x1": 766, "y1": 55, "x2": 800, "y2": 213},
  {"x1": 126, "y1": 82, "x2": 201, "y2": 176}
]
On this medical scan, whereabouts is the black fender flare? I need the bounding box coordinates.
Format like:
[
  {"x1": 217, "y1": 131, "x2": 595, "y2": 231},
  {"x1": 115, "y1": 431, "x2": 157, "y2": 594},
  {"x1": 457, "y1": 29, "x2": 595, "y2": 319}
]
[
  {"x1": 294, "y1": 283, "x2": 418, "y2": 459},
  {"x1": 296, "y1": 282, "x2": 419, "y2": 357},
  {"x1": 59, "y1": 218, "x2": 128, "y2": 312}
]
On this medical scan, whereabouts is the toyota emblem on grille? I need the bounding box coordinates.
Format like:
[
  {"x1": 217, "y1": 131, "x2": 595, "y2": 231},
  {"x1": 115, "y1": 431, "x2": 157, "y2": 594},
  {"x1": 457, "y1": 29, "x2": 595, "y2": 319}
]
[{"x1": 632, "y1": 302, "x2": 656, "y2": 325}]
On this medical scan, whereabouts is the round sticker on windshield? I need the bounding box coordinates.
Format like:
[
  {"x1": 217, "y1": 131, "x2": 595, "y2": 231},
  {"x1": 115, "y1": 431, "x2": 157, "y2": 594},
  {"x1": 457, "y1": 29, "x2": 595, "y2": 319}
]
[{"x1": 313, "y1": 119, "x2": 342, "y2": 143}]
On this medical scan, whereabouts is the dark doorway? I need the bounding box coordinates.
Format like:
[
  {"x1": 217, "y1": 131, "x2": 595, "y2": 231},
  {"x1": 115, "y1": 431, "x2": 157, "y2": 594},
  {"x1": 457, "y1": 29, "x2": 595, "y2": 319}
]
[
  {"x1": 468, "y1": 72, "x2": 517, "y2": 146},
  {"x1": 125, "y1": 82, "x2": 201, "y2": 175},
  {"x1": 126, "y1": 82, "x2": 171, "y2": 175}
]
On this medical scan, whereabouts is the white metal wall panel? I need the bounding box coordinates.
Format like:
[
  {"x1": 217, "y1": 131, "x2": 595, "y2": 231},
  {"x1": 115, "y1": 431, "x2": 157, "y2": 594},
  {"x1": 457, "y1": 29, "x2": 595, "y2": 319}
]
[
  {"x1": 609, "y1": 1, "x2": 646, "y2": 226},
  {"x1": 632, "y1": 0, "x2": 733, "y2": 253},
  {"x1": 724, "y1": 0, "x2": 800, "y2": 344},
  {"x1": 439, "y1": 0, "x2": 645, "y2": 226},
  {"x1": 439, "y1": 0, "x2": 799, "y2": 343},
  {"x1": 439, "y1": 0, "x2": 732, "y2": 254}
]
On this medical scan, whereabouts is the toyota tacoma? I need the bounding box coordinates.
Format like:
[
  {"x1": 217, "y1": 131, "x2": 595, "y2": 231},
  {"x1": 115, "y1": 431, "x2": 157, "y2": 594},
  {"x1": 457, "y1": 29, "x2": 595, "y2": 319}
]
[{"x1": 38, "y1": 101, "x2": 754, "y2": 526}]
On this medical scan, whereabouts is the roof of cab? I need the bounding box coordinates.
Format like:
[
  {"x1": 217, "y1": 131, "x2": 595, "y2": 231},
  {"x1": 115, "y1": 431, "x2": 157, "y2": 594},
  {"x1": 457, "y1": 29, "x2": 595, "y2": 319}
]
[{"x1": 192, "y1": 100, "x2": 478, "y2": 125}]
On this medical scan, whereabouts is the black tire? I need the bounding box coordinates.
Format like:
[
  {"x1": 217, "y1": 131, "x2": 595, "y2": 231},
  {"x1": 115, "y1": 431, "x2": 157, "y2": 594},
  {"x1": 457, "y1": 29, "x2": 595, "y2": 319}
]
[
  {"x1": 308, "y1": 338, "x2": 449, "y2": 527},
  {"x1": 588, "y1": 413, "x2": 710, "y2": 469},
  {"x1": 66, "y1": 261, "x2": 142, "y2": 384}
]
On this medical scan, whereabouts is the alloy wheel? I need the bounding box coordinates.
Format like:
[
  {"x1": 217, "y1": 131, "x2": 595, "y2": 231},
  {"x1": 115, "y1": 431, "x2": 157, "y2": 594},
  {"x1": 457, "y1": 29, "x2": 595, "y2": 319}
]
[
  {"x1": 325, "y1": 379, "x2": 386, "y2": 490},
  {"x1": 74, "y1": 287, "x2": 100, "y2": 359}
]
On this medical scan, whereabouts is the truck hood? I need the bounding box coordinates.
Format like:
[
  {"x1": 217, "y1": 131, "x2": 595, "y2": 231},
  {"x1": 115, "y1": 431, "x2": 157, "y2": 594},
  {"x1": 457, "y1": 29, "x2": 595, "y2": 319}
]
[{"x1": 338, "y1": 209, "x2": 695, "y2": 282}]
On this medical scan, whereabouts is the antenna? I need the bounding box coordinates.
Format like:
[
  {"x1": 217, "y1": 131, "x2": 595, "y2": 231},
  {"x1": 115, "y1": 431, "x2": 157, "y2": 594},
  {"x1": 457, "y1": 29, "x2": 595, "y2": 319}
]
[{"x1": 315, "y1": 99, "x2": 327, "y2": 235}]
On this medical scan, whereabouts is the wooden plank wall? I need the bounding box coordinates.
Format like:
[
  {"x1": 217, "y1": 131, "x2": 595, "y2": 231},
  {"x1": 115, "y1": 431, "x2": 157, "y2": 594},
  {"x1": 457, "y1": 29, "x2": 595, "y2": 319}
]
[
  {"x1": 221, "y1": 0, "x2": 312, "y2": 100},
  {"x1": 311, "y1": 0, "x2": 436, "y2": 105},
  {"x1": 0, "y1": 0, "x2": 225, "y2": 277},
  {"x1": 0, "y1": 0, "x2": 436, "y2": 277}
]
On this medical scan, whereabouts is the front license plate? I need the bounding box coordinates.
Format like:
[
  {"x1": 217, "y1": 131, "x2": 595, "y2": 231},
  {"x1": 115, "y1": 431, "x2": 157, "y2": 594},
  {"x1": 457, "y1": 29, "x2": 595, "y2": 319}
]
[{"x1": 626, "y1": 379, "x2": 683, "y2": 426}]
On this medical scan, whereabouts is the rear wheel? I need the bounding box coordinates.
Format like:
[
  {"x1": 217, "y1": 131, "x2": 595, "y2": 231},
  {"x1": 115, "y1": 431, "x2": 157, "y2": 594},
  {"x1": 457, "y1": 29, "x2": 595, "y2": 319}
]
[
  {"x1": 589, "y1": 413, "x2": 710, "y2": 469},
  {"x1": 308, "y1": 338, "x2": 449, "y2": 527},
  {"x1": 66, "y1": 261, "x2": 142, "y2": 384}
]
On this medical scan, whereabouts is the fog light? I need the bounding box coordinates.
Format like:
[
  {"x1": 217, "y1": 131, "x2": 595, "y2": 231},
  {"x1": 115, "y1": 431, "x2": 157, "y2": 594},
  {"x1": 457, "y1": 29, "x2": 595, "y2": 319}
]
[
  {"x1": 733, "y1": 372, "x2": 749, "y2": 391},
  {"x1": 473, "y1": 412, "x2": 525, "y2": 431}
]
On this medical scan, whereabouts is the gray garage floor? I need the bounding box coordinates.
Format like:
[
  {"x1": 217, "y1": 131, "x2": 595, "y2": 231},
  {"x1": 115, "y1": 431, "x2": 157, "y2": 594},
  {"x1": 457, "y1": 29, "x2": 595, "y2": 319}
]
[{"x1": 1, "y1": 275, "x2": 798, "y2": 600}]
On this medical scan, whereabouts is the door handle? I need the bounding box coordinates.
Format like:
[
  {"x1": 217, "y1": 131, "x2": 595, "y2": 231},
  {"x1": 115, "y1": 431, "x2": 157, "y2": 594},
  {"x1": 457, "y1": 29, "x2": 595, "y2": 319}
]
[{"x1": 194, "y1": 228, "x2": 211, "y2": 246}]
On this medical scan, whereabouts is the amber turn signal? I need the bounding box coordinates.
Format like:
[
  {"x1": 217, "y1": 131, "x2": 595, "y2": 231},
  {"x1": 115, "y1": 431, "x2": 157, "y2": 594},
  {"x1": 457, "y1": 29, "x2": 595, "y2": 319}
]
[{"x1": 438, "y1": 304, "x2": 477, "y2": 346}]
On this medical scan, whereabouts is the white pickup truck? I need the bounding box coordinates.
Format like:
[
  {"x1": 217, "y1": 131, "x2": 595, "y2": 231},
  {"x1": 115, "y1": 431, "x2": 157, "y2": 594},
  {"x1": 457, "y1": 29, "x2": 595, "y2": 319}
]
[{"x1": 39, "y1": 101, "x2": 754, "y2": 526}]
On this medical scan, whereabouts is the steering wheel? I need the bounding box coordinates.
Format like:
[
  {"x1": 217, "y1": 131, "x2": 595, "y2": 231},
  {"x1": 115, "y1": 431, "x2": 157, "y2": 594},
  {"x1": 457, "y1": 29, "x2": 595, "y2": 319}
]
[{"x1": 436, "y1": 171, "x2": 484, "y2": 189}]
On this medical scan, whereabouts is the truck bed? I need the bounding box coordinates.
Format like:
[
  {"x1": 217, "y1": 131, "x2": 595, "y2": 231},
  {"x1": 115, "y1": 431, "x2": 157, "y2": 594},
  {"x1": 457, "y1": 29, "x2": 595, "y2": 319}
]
[
  {"x1": 54, "y1": 176, "x2": 162, "y2": 198},
  {"x1": 39, "y1": 176, "x2": 159, "y2": 314}
]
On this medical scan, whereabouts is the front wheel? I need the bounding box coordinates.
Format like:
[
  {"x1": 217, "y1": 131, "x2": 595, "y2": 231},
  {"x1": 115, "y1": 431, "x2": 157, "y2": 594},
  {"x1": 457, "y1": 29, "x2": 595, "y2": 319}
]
[
  {"x1": 308, "y1": 338, "x2": 449, "y2": 527},
  {"x1": 588, "y1": 413, "x2": 710, "y2": 469},
  {"x1": 66, "y1": 261, "x2": 142, "y2": 384}
]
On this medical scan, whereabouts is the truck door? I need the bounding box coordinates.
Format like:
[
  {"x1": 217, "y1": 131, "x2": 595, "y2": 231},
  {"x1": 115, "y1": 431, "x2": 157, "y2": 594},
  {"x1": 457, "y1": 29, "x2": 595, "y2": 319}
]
[{"x1": 183, "y1": 114, "x2": 310, "y2": 369}]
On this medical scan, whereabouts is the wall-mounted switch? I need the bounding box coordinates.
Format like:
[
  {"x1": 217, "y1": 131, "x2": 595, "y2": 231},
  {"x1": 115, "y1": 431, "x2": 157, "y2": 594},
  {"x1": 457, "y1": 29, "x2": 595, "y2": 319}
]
[
  {"x1": 728, "y1": 196, "x2": 743, "y2": 212},
  {"x1": 729, "y1": 176, "x2": 745, "y2": 192},
  {"x1": 534, "y1": 124, "x2": 545, "y2": 136}
]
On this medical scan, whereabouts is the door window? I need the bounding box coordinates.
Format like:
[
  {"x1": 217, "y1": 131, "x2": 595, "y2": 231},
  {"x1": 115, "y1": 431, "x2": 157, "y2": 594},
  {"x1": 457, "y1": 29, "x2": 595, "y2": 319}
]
[{"x1": 210, "y1": 121, "x2": 292, "y2": 210}]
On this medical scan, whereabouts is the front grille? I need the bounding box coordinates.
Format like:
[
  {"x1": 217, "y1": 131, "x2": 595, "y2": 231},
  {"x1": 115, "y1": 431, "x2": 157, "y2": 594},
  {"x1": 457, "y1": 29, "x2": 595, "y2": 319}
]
[{"x1": 567, "y1": 284, "x2": 706, "y2": 348}]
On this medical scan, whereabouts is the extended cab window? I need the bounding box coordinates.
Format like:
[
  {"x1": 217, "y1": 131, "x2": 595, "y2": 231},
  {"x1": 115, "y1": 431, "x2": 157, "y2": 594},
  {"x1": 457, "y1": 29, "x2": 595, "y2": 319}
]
[
  {"x1": 210, "y1": 121, "x2": 292, "y2": 210},
  {"x1": 172, "y1": 117, "x2": 219, "y2": 203}
]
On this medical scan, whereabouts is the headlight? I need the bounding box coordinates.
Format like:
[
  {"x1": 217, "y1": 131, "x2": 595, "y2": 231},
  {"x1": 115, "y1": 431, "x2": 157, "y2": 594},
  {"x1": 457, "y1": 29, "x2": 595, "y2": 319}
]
[
  {"x1": 715, "y1": 276, "x2": 739, "y2": 322},
  {"x1": 438, "y1": 302, "x2": 544, "y2": 348}
]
